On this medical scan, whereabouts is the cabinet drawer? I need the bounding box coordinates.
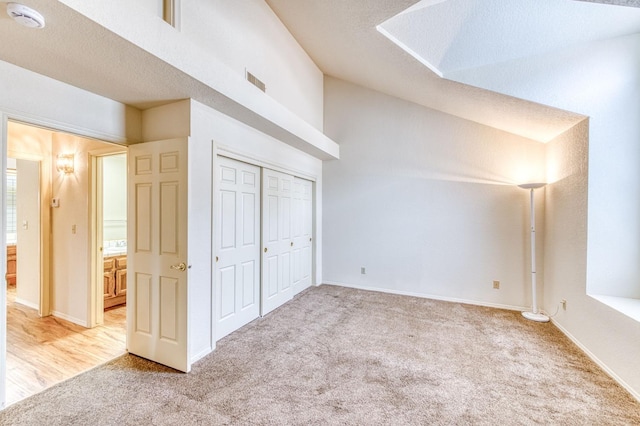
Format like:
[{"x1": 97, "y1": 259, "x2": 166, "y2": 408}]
[
  {"x1": 116, "y1": 257, "x2": 127, "y2": 269},
  {"x1": 103, "y1": 258, "x2": 115, "y2": 270}
]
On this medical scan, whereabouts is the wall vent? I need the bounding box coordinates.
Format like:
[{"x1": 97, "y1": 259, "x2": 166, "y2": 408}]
[{"x1": 246, "y1": 71, "x2": 266, "y2": 92}]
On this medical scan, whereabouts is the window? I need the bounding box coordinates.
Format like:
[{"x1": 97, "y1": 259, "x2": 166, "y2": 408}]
[{"x1": 6, "y1": 169, "x2": 16, "y2": 244}]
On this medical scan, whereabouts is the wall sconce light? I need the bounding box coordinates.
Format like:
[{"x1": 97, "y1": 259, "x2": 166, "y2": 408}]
[{"x1": 56, "y1": 154, "x2": 74, "y2": 174}]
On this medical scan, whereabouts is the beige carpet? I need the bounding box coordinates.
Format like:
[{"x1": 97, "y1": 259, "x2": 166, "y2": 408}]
[{"x1": 1, "y1": 284, "x2": 639, "y2": 425}]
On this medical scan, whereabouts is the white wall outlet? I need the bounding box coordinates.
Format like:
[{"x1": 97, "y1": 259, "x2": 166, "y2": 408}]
[
  {"x1": 22, "y1": 220, "x2": 28, "y2": 230},
  {"x1": 71, "y1": 224, "x2": 77, "y2": 234},
  {"x1": 493, "y1": 280, "x2": 500, "y2": 289}
]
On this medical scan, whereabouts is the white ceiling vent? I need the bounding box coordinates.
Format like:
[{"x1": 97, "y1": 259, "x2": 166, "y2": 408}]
[
  {"x1": 246, "y1": 70, "x2": 266, "y2": 92},
  {"x1": 6, "y1": 3, "x2": 45, "y2": 29}
]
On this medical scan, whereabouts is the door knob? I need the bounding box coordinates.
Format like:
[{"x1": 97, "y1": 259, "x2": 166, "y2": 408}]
[
  {"x1": 264, "y1": 247, "x2": 268, "y2": 253},
  {"x1": 290, "y1": 242, "x2": 293, "y2": 247},
  {"x1": 216, "y1": 256, "x2": 219, "y2": 262},
  {"x1": 170, "y1": 262, "x2": 187, "y2": 272}
]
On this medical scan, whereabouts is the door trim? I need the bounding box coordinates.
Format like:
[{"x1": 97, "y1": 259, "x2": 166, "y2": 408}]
[
  {"x1": 89, "y1": 148, "x2": 127, "y2": 328},
  {"x1": 216, "y1": 146, "x2": 318, "y2": 183}
]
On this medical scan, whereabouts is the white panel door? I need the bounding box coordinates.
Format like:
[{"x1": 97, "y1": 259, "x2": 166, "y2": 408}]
[
  {"x1": 261, "y1": 169, "x2": 293, "y2": 315},
  {"x1": 127, "y1": 138, "x2": 189, "y2": 372},
  {"x1": 215, "y1": 156, "x2": 261, "y2": 340},
  {"x1": 292, "y1": 177, "x2": 313, "y2": 296}
]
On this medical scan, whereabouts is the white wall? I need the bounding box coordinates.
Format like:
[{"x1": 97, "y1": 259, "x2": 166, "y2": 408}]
[
  {"x1": 323, "y1": 77, "x2": 546, "y2": 309},
  {"x1": 0, "y1": 60, "x2": 140, "y2": 143},
  {"x1": 51, "y1": 133, "x2": 112, "y2": 325},
  {"x1": 16, "y1": 159, "x2": 41, "y2": 309},
  {"x1": 178, "y1": 1, "x2": 324, "y2": 131},
  {"x1": 187, "y1": 99, "x2": 323, "y2": 363},
  {"x1": 450, "y1": 33, "x2": 640, "y2": 398},
  {"x1": 59, "y1": 0, "x2": 326, "y2": 139},
  {"x1": 102, "y1": 154, "x2": 127, "y2": 242}
]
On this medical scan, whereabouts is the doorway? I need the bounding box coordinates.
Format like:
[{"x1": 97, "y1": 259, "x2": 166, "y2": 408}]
[
  {"x1": 92, "y1": 152, "x2": 128, "y2": 326},
  {"x1": 4, "y1": 120, "x2": 127, "y2": 405}
]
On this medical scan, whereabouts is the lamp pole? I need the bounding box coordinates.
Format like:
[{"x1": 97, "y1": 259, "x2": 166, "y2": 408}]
[{"x1": 518, "y1": 183, "x2": 549, "y2": 323}]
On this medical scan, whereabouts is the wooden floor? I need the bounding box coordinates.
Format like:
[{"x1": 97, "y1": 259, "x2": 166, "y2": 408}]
[{"x1": 6, "y1": 287, "x2": 126, "y2": 405}]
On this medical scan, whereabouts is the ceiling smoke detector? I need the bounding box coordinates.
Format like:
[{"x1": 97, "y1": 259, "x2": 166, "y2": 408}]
[{"x1": 6, "y1": 3, "x2": 45, "y2": 29}]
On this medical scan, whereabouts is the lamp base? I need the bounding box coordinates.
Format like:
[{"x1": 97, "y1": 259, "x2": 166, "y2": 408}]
[{"x1": 522, "y1": 311, "x2": 550, "y2": 323}]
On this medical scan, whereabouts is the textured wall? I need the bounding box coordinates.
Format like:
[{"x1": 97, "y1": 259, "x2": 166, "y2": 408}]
[
  {"x1": 180, "y1": 1, "x2": 324, "y2": 131},
  {"x1": 323, "y1": 77, "x2": 546, "y2": 309},
  {"x1": 418, "y1": 32, "x2": 640, "y2": 399},
  {"x1": 50, "y1": 133, "x2": 113, "y2": 325}
]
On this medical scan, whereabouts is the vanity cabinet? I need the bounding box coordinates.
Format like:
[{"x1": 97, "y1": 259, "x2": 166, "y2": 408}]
[
  {"x1": 6, "y1": 245, "x2": 16, "y2": 286},
  {"x1": 104, "y1": 254, "x2": 127, "y2": 309}
]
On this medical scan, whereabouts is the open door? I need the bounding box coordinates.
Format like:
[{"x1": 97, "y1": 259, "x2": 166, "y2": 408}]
[{"x1": 127, "y1": 138, "x2": 189, "y2": 372}]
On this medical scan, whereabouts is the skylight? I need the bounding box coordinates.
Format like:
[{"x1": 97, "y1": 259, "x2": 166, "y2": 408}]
[{"x1": 377, "y1": 0, "x2": 640, "y2": 77}]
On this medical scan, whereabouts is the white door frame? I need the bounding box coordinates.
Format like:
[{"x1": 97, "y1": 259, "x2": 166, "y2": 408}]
[
  {"x1": 1, "y1": 113, "x2": 8, "y2": 408},
  {"x1": 89, "y1": 148, "x2": 127, "y2": 328}
]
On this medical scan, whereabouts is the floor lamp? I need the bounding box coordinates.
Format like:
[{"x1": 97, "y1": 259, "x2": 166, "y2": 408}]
[{"x1": 518, "y1": 183, "x2": 549, "y2": 323}]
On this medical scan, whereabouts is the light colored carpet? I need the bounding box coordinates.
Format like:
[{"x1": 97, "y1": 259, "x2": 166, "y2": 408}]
[{"x1": 1, "y1": 284, "x2": 639, "y2": 425}]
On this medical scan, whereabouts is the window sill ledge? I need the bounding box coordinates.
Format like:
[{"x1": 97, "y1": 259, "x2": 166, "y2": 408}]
[{"x1": 590, "y1": 294, "x2": 640, "y2": 323}]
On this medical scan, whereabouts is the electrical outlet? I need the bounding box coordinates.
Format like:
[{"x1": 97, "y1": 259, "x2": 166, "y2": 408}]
[
  {"x1": 361, "y1": 267, "x2": 366, "y2": 275},
  {"x1": 561, "y1": 299, "x2": 567, "y2": 310},
  {"x1": 493, "y1": 280, "x2": 500, "y2": 289}
]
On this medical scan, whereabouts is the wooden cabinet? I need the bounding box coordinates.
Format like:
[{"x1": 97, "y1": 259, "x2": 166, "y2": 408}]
[
  {"x1": 6, "y1": 245, "x2": 16, "y2": 287},
  {"x1": 104, "y1": 255, "x2": 126, "y2": 309}
]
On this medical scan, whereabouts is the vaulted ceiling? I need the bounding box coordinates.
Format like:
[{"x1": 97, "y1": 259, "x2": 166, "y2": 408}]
[
  {"x1": 2, "y1": 1, "x2": 638, "y2": 146},
  {"x1": 266, "y1": 0, "x2": 640, "y2": 142}
]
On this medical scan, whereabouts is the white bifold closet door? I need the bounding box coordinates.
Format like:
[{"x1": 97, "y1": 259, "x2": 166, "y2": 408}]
[
  {"x1": 292, "y1": 177, "x2": 313, "y2": 296},
  {"x1": 262, "y1": 170, "x2": 313, "y2": 315},
  {"x1": 261, "y1": 169, "x2": 294, "y2": 316},
  {"x1": 215, "y1": 157, "x2": 261, "y2": 340}
]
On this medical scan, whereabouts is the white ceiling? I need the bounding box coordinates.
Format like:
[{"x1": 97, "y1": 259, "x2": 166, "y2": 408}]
[
  {"x1": 0, "y1": 0, "x2": 338, "y2": 158},
  {"x1": 266, "y1": 0, "x2": 640, "y2": 142},
  {"x1": 1, "y1": 1, "x2": 636, "y2": 145},
  {"x1": 378, "y1": 0, "x2": 640, "y2": 77}
]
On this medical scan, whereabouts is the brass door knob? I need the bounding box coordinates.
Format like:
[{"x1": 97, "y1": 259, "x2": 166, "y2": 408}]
[{"x1": 170, "y1": 262, "x2": 187, "y2": 272}]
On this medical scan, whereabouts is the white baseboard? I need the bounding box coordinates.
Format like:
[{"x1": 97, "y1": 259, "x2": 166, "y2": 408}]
[
  {"x1": 322, "y1": 281, "x2": 526, "y2": 312},
  {"x1": 190, "y1": 345, "x2": 214, "y2": 365},
  {"x1": 551, "y1": 319, "x2": 640, "y2": 403},
  {"x1": 51, "y1": 310, "x2": 87, "y2": 328},
  {"x1": 14, "y1": 297, "x2": 39, "y2": 311}
]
